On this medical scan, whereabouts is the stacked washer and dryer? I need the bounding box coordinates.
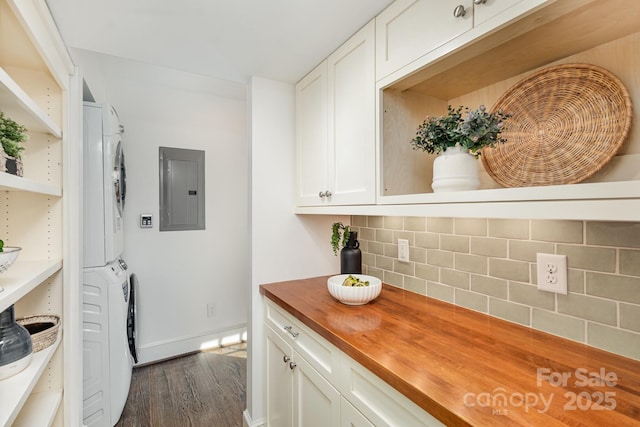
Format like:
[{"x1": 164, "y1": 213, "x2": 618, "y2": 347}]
[{"x1": 82, "y1": 102, "x2": 138, "y2": 427}]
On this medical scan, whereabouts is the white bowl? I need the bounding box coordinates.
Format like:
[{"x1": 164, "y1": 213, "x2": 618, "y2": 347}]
[
  {"x1": 327, "y1": 274, "x2": 382, "y2": 306},
  {"x1": 0, "y1": 247, "x2": 21, "y2": 273}
]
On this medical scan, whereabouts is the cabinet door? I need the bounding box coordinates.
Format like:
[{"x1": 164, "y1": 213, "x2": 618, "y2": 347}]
[
  {"x1": 266, "y1": 326, "x2": 294, "y2": 427},
  {"x1": 293, "y1": 351, "x2": 341, "y2": 427},
  {"x1": 375, "y1": 0, "x2": 473, "y2": 80},
  {"x1": 296, "y1": 62, "x2": 329, "y2": 206},
  {"x1": 473, "y1": 0, "x2": 524, "y2": 27},
  {"x1": 341, "y1": 397, "x2": 374, "y2": 427},
  {"x1": 327, "y1": 20, "x2": 376, "y2": 205}
]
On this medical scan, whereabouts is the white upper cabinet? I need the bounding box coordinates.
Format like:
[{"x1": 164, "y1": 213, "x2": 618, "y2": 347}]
[
  {"x1": 296, "y1": 20, "x2": 376, "y2": 206},
  {"x1": 295, "y1": 0, "x2": 640, "y2": 221},
  {"x1": 297, "y1": 63, "x2": 329, "y2": 206},
  {"x1": 375, "y1": 0, "x2": 473, "y2": 81}
]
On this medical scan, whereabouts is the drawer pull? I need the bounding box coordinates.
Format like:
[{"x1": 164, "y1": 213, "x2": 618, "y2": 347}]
[
  {"x1": 284, "y1": 325, "x2": 300, "y2": 338},
  {"x1": 289, "y1": 361, "x2": 297, "y2": 370},
  {"x1": 283, "y1": 355, "x2": 291, "y2": 363}
]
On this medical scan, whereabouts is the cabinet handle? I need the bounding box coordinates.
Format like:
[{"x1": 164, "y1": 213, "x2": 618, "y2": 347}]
[
  {"x1": 283, "y1": 355, "x2": 291, "y2": 363},
  {"x1": 318, "y1": 190, "x2": 333, "y2": 198},
  {"x1": 473, "y1": 0, "x2": 487, "y2": 4},
  {"x1": 453, "y1": 5, "x2": 467, "y2": 17},
  {"x1": 283, "y1": 325, "x2": 300, "y2": 338},
  {"x1": 289, "y1": 361, "x2": 297, "y2": 370},
  {"x1": 325, "y1": 190, "x2": 332, "y2": 198}
]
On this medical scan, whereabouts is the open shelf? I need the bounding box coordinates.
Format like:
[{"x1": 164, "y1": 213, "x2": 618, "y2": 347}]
[
  {"x1": 0, "y1": 332, "x2": 62, "y2": 427},
  {"x1": 0, "y1": 259, "x2": 63, "y2": 313},
  {"x1": 0, "y1": 67, "x2": 61, "y2": 138},
  {"x1": 13, "y1": 390, "x2": 62, "y2": 427},
  {"x1": 368, "y1": 0, "x2": 640, "y2": 221},
  {"x1": 0, "y1": 172, "x2": 61, "y2": 196}
]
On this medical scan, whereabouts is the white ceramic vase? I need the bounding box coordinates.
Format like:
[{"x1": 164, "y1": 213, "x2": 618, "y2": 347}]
[{"x1": 431, "y1": 145, "x2": 480, "y2": 192}]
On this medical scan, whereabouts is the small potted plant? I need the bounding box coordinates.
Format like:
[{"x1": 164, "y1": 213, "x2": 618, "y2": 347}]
[
  {"x1": 411, "y1": 105, "x2": 510, "y2": 192},
  {"x1": 331, "y1": 222, "x2": 361, "y2": 274},
  {"x1": 0, "y1": 111, "x2": 28, "y2": 176}
]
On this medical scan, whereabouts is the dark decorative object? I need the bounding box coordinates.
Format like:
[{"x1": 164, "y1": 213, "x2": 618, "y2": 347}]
[
  {"x1": 340, "y1": 232, "x2": 362, "y2": 274},
  {"x1": 0, "y1": 305, "x2": 33, "y2": 380},
  {"x1": 2, "y1": 155, "x2": 23, "y2": 176}
]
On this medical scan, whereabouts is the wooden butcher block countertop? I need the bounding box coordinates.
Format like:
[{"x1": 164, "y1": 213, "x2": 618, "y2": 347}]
[{"x1": 260, "y1": 276, "x2": 640, "y2": 426}]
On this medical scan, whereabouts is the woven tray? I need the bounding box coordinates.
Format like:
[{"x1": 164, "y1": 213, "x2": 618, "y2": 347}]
[
  {"x1": 481, "y1": 63, "x2": 632, "y2": 187},
  {"x1": 17, "y1": 314, "x2": 60, "y2": 353}
]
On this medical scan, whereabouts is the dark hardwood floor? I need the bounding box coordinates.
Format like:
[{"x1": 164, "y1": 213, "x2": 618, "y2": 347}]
[{"x1": 115, "y1": 343, "x2": 247, "y2": 427}]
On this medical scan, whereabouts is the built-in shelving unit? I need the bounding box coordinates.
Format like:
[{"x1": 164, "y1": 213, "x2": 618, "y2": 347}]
[{"x1": 0, "y1": 0, "x2": 76, "y2": 425}]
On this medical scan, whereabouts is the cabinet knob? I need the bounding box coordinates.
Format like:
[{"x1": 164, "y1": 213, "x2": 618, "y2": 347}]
[
  {"x1": 289, "y1": 361, "x2": 297, "y2": 370},
  {"x1": 318, "y1": 190, "x2": 333, "y2": 198},
  {"x1": 319, "y1": 191, "x2": 326, "y2": 198},
  {"x1": 283, "y1": 355, "x2": 291, "y2": 363},
  {"x1": 473, "y1": 0, "x2": 487, "y2": 4},
  {"x1": 453, "y1": 5, "x2": 467, "y2": 17}
]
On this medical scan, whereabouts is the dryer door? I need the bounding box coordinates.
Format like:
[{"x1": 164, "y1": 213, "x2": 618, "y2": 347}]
[{"x1": 113, "y1": 141, "x2": 126, "y2": 217}]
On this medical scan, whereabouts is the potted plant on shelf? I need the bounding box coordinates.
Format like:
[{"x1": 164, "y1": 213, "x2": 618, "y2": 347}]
[
  {"x1": 0, "y1": 111, "x2": 28, "y2": 176},
  {"x1": 411, "y1": 105, "x2": 510, "y2": 192},
  {"x1": 331, "y1": 222, "x2": 361, "y2": 274}
]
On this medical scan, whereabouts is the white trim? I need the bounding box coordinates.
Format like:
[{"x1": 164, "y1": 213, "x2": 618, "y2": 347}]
[
  {"x1": 242, "y1": 409, "x2": 265, "y2": 427},
  {"x1": 135, "y1": 325, "x2": 247, "y2": 365}
]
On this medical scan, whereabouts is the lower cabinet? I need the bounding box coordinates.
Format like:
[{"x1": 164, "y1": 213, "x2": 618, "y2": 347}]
[
  {"x1": 266, "y1": 325, "x2": 341, "y2": 426},
  {"x1": 264, "y1": 299, "x2": 445, "y2": 427},
  {"x1": 341, "y1": 397, "x2": 374, "y2": 427}
]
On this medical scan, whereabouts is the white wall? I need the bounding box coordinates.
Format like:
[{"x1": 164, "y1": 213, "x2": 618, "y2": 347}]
[
  {"x1": 74, "y1": 49, "x2": 250, "y2": 364},
  {"x1": 247, "y1": 76, "x2": 347, "y2": 425}
]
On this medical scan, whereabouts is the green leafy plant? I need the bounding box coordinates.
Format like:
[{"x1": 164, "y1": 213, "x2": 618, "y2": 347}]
[
  {"x1": 411, "y1": 105, "x2": 510, "y2": 157},
  {"x1": 0, "y1": 239, "x2": 4, "y2": 252},
  {"x1": 0, "y1": 111, "x2": 28, "y2": 158},
  {"x1": 331, "y1": 222, "x2": 350, "y2": 255}
]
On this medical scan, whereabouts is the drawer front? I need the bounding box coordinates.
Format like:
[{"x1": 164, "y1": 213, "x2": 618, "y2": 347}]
[
  {"x1": 265, "y1": 299, "x2": 339, "y2": 382},
  {"x1": 337, "y1": 353, "x2": 445, "y2": 427}
]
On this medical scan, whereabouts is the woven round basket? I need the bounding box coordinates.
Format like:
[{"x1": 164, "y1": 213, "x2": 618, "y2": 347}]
[
  {"x1": 17, "y1": 314, "x2": 60, "y2": 353},
  {"x1": 481, "y1": 63, "x2": 632, "y2": 187}
]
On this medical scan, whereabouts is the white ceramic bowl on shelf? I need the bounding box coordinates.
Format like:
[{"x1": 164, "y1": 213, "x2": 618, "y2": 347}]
[
  {"x1": 327, "y1": 274, "x2": 382, "y2": 306},
  {"x1": 0, "y1": 247, "x2": 21, "y2": 273}
]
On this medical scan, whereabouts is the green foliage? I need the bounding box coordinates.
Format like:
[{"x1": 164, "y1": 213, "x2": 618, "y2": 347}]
[
  {"x1": 0, "y1": 111, "x2": 28, "y2": 158},
  {"x1": 0, "y1": 239, "x2": 4, "y2": 252},
  {"x1": 331, "y1": 222, "x2": 350, "y2": 256},
  {"x1": 411, "y1": 105, "x2": 510, "y2": 157}
]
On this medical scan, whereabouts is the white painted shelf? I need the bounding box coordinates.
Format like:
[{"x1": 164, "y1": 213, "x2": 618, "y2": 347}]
[
  {"x1": 0, "y1": 172, "x2": 61, "y2": 196},
  {"x1": 0, "y1": 259, "x2": 63, "y2": 313},
  {"x1": 295, "y1": 180, "x2": 640, "y2": 221},
  {"x1": 0, "y1": 332, "x2": 62, "y2": 427},
  {"x1": 0, "y1": 67, "x2": 62, "y2": 138},
  {"x1": 12, "y1": 390, "x2": 62, "y2": 427}
]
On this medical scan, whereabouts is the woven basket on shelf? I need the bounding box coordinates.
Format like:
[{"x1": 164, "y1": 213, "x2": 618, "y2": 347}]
[
  {"x1": 481, "y1": 63, "x2": 632, "y2": 187},
  {"x1": 17, "y1": 314, "x2": 60, "y2": 353}
]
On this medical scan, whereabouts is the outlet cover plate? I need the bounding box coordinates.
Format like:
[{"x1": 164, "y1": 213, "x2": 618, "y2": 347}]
[
  {"x1": 398, "y1": 239, "x2": 409, "y2": 262},
  {"x1": 536, "y1": 253, "x2": 568, "y2": 294}
]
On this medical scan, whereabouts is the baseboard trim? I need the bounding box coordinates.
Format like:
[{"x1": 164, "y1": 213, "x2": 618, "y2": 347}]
[
  {"x1": 135, "y1": 324, "x2": 247, "y2": 365},
  {"x1": 243, "y1": 409, "x2": 264, "y2": 427}
]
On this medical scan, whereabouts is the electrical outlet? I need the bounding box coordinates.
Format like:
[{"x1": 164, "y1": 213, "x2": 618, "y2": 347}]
[
  {"x1": 398, "y1": 239, "x2": 409, "y2": 262},
  {"x1": 536, "y1": 253, "x2": 568, "y2": 294},
  {"x1": 207, "y1": 303, "x2": 216, "y2": 318}
]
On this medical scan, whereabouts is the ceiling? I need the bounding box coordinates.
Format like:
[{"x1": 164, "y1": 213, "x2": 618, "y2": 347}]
[{"x1": 46, "y1": 0, "x2": 394, "y2": 84}]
